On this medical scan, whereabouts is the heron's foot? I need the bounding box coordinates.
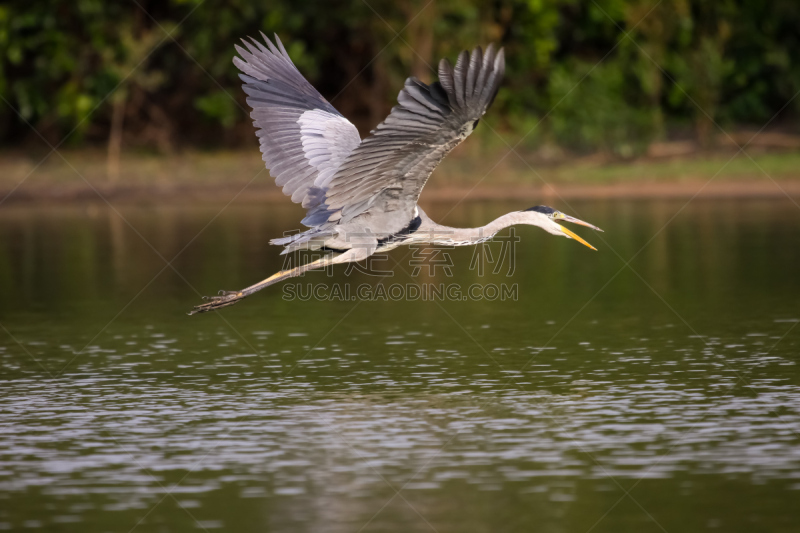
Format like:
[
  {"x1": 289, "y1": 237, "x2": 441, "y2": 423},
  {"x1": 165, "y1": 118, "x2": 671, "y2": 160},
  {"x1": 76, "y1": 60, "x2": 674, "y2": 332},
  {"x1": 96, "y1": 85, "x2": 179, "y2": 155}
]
[{"x1": 188, "y1": 290, "x2": 246, "y2": 315}]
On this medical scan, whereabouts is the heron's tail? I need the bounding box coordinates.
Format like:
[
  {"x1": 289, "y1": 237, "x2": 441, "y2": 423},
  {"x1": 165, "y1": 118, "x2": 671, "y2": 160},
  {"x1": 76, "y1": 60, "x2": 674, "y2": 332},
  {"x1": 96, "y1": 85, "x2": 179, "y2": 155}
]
[{"x1": 270, "y1": 229, "x2": 335, "y2": 254}]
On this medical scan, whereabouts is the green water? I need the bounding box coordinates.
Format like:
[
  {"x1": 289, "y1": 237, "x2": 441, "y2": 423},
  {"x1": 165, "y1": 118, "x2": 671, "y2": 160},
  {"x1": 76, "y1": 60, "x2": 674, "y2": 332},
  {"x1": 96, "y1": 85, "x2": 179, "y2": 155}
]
[{"x1": 1, "y1": 198, "x2": 799, "y2": 532}]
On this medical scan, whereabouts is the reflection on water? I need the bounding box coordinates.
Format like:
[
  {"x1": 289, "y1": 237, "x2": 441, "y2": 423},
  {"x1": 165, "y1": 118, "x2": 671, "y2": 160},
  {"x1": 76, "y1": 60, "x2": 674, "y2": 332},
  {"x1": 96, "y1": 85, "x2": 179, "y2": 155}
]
[{"x1": 0, "y1": 199, "x2": 799, "y2": 532}]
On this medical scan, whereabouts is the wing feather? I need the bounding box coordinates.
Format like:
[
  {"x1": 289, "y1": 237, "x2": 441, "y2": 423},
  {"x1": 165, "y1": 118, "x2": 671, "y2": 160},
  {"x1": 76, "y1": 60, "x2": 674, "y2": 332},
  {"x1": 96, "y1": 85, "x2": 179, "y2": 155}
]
[
  {"x1": 309, "y1": 44, "x2": 505, "y2": 234},
  {"x1": 452, "y1": 50, "x2": 469, "y2": 109},
  {"x1": 233, "y1": 33, "x2": 362, "y2": 225}
]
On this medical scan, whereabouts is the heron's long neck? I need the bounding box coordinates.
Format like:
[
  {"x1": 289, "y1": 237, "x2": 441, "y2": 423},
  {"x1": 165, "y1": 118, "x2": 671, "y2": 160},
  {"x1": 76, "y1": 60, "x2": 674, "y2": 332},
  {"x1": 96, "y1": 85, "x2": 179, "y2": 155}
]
[{"x1": 426, "y1": 212, "x2": 526, "y2": 245}]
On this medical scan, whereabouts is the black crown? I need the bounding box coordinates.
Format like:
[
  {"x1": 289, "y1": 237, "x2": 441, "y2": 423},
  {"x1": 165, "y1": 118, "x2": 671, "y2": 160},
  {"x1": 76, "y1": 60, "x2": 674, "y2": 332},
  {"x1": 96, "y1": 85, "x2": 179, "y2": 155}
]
[{"x1": 525, "y1": 205, "x2": 556, "y2": 215}]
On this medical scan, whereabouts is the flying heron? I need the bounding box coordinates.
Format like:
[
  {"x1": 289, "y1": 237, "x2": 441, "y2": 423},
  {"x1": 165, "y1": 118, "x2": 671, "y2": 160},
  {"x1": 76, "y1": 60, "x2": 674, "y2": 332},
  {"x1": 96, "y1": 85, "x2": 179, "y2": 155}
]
[{"x1": 190, "y1": 34, "x2": 603, "y2": 315}]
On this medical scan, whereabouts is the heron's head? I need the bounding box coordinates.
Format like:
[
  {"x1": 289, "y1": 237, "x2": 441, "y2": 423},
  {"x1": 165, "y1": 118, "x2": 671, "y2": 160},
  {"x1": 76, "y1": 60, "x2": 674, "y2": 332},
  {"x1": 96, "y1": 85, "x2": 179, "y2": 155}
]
[{"x1": 522, "y1": 205, "x2": 603, "y2": 250}]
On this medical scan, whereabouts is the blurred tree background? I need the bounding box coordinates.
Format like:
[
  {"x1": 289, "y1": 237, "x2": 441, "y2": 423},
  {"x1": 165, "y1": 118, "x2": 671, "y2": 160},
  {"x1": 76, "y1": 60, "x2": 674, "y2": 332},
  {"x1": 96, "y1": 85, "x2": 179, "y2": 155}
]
[{"x1": 1, "y1": 0, "x2": 799, "y2": 160}]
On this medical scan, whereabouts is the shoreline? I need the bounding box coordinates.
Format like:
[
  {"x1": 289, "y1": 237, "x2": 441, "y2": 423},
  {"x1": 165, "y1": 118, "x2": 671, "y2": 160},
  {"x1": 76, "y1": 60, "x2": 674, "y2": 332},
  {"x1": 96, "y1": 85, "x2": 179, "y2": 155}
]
[
  {"x1": 3, "y1": 179, "x2": 799, "y2": 205},
  {"x1": 3, "y1": 148, "x2": 800, "y2": 205}
]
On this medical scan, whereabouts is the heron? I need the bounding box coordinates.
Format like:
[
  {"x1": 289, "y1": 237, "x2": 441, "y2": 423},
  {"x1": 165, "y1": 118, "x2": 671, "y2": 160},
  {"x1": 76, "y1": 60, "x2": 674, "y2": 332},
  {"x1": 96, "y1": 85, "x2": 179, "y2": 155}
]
[{"x1": 190, "y1": 34, "x2": 603, "y2": 315}]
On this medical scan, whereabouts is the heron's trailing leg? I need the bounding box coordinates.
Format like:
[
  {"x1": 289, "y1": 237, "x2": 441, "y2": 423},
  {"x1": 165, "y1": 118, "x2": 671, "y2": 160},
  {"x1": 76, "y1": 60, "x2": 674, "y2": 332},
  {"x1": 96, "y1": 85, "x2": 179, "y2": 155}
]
[
  {"x1": 188, "y1": 254, "x2": 337, "y2": 315},
  {"x1": 188, "y1": 249, "x2": 369, "y2": 315}
]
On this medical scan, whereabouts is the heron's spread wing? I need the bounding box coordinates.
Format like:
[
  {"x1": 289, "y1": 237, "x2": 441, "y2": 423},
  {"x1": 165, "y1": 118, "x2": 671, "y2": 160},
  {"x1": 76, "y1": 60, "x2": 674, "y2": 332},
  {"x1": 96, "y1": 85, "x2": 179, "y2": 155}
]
[
  {"x1": 233, "y1": 34, "x2": 362, "y2": 221},
  {"x1": 303, "y1": 44, "x2": 505, "y2": 230}
]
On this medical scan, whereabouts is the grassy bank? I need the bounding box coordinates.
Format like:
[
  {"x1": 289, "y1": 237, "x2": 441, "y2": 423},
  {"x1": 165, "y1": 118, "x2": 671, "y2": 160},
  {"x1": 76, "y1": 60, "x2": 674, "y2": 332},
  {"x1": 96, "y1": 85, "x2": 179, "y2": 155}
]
[{"x1": 3, "y1": 146, "x2": 800, "y2": 204}]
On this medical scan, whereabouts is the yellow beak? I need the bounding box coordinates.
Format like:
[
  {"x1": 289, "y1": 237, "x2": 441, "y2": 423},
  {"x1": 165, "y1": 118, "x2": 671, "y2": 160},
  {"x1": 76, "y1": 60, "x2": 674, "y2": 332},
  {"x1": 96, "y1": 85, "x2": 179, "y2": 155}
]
[{"x1": 559, "y1": 225, "x2": 597, "y2": 251}]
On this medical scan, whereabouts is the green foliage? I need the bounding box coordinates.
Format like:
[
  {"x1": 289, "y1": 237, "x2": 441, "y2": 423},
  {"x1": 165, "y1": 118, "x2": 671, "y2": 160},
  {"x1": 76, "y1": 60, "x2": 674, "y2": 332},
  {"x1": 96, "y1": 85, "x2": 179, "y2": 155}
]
[
  {"x1": 194, "y1": 90, "x2": 238, "y2": 128},
  {"x1": 549, "y1": 58, "x2": 657, "y2": 157},
  {"x1": 1, "y1": 0, "x2": 798, "y2": 154}
]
